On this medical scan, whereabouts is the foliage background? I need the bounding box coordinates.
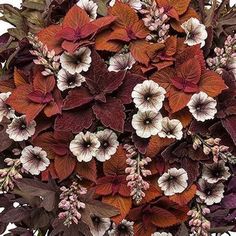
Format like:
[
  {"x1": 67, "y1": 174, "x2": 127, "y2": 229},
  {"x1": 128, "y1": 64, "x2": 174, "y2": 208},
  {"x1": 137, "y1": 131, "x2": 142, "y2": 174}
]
[{"x1": 0, "y1": 0, "x2": 235, "y2": 235}]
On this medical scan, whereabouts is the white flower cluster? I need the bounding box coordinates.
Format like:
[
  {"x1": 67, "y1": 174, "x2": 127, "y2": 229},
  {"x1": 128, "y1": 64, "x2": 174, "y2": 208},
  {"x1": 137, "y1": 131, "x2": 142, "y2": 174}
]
[
  {"x1": 196, "y1": 160, "x2": 230, "y2": 206},
  {"x1": 70, "y1": 129, "x2": 119, "y2": 162},
  {"x1": 207, "y1": 34, "x2": 236, "y2": 78},
  {"x1": 58, "y1": 47, "x2": 91, "y2": 91},
  {"x1": 28, "y1": 33, "x2": 60, "y2": 76},
  {"x1": 140, "y1": 1, "x2": 170, "y2": 43},
  {"x1": 124, "y1": 144, "x2": 152, "y2": 204},
  {"x1": 131, "y1": 80, "x2": 183, "y2": 140}
]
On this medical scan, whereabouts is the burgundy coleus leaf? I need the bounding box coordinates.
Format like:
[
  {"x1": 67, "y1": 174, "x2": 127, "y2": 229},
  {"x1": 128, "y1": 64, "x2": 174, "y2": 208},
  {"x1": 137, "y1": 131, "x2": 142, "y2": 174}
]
[
  {"x1": 217, "y1": 71, "x2": 236, "y2": 119},
  {"x1": 221, "y1": 115, "x2": 236, "y2": 146},
  {"x1": 85, "y1": 50, "x2": 126, "y2": 97},
  {"x1": 115, "y1": 72, "x2": 145, "y2": 104},
  {"x1": 55, "y1": 108, "x2": 94, "y2": 133},
  {"x1": 28, "y1": 90, "x2": 53, "y2": 104},
  {"x1": 57, "y1": 51, "x2": 141, "y2": 132},
  {"x1": 63, "y1": 87, "x2": 94, "y2": 110},
  {"x1": 93, "y1": 97, "x2": 125, "y2": 132}
]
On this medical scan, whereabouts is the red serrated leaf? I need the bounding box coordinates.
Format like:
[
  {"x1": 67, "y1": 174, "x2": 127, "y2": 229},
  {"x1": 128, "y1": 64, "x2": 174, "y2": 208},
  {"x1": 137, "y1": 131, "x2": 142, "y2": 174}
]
[
  {"x1": 199, "y1": 70, "x2": 227, "y2": 97},
  {"x1": 103, "y1": 195, "x2": 132, "y2": 223},
  {"x1": 176, "y1": 58, "x2": 201, "y2": 84},
  {"x1": 151, "y1": 207, "x2": 178, "y2": 228},
  {"x1": 108, "y1": 2, "x2": 138, "y2": 27},
  {"x1": 130, "y1": 40, "x2": 150, "y2": 67},
  {"x1": 63, "y1": 5, "x2": 90, "y2": 29},
  {"x1": 37, "y1": 25, "x2": 63, "y2": 54},
  {"x1": 14, "y1": 68, "x2": 27, "y2": 87},
  {"x1": 75, "y1": 159, "x2": 97, "y2": 182},
  {"x1": 41, "y1": 162, "x2": 58, "y2": 181},
  {"x1": 168, "y1": 88, "x2": 192, "y2": 113},
  {"x1": 54, "y1": 155, "x2": 76, "y2": 181},
  {"x1": 151, "y1": 67, "x2": 174, "y2": 95},
  {"x1": 146, "y1": 135, "x2": 174, "y2": 158},
  {"x1": 103, "y1": 145, "x2": 127, "y2": 176},
  {"x1": 169, "y1": 184, "x2": 197, "y2": 206}
]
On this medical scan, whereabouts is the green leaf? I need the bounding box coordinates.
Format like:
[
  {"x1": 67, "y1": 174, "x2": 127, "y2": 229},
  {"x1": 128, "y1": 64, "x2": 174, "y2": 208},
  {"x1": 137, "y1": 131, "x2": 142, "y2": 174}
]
[
  {"x1": 22, "y1": 0, "x2": 45, "y2": 11},
  {"x1": 7, "y1": 28, "x2": 27, "y2": 40},
  {"x1": 0, "y1": 4, "x2": 25, "y2": 29},
  {"x1": 94, "y1": 0, "x2": 109, "y2": 16}
]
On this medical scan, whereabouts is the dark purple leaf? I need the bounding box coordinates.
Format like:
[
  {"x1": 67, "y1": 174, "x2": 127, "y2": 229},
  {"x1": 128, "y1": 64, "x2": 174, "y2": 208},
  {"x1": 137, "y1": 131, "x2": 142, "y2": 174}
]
[
  {"x1": 227, "y1": 176, "x2": 236, "y2": 193},
  {"x1": 93, "y1": 97, "x2": 125, "y2": 132},
  {"x1": 115, "y1": 72, "x2": 144, "y2": 104},
  {"x1": 85, "y1": 50, "x2": 125, "y2": 96},
  {"x1": 55, "y1": 108, "x2": 94, "y2": 133},
  {"x1": 51, "y1": 218, "x2": 92, "y2": 236},
  {"x1": 0, "y1": 207, "x2": 30, "y2": 223},
  {"x1": 0, "y1": 118, "x2": 13, "y2": 152},
  {"x1": 132, "y1": 133, "x2": 149, "y2": 154},
  {"x1": 176, "y1": 223, "x2": 189, "y2": 236},
  {"x1": 63, "y1": 87, "x2": 94, "y2": 110},
  {"x1": 16, "y1": 178, "x2": 57, "y2": 212},
  {"x1": 222, "y1": 193, "x2": 236, "y2": 209},
  {"x1": 222, "y1": 115, "x2": 236, "y2": 145}
]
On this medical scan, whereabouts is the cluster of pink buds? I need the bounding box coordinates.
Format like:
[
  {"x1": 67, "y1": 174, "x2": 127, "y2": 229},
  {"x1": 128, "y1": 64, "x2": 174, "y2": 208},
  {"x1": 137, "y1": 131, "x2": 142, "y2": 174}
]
[
  {"x1": 28, "y1": 33, "x2": 60, "y2": 76},
  {"x1": 139, "y1": 0, "x2": 170, "y2": 43},
  {"x1": 0, "y1": 158, "x2": 22, "y2": 191},
  {"x1": 187, "y1": 206, "x2": 211, "y2": 236},
  {"x1": 124, "y1": 144, "x2": 152, "y2": 204},
  {"x1": 58, "y1": 182, "x2": 87, "y2": 226},
  {"x1": 207, "y1": 34, "x2": 236, "y2": 78},
  {"x1": 193, "y1": 135, "x2": 236, "y2": 163}
]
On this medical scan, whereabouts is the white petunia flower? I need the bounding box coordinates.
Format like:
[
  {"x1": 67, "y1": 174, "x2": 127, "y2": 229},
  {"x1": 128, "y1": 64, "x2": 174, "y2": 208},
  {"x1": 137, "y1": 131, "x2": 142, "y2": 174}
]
[
  {"x1": 95, "y1": 129, "x2": 119, "y2": 162},
  {"x1": 0, "y1": 92, "x2": 15, "y2": 121},
  {"x1": 181, "y1": 17, "x2": 207, "y2": 48},
  {"x1": 108, "y1": 219, "x2": 134, "y2": 236},
  {"x1": 132, "y1": 80, "x2": 166, "y2": 113},
  {"x1": 158, "y1": 168, "x2": 188, "y2": 196},
  {"x1": 202, "y1": 160, "x2": 231, "y2": 184},
  {"x1": 109, "y1": 0, "x2": 142, "y2": 10},
  {"x1": 196, "y1": 178, "x2": 225, "y2": 205},
  {"x1": 158, "y1": 117, "x2": 183, "y2": 140},
  {"x1": 57, "y1": 68, "x2": 85, "y2": 91},
  {"x1": 6, "y1": 115, "x2": 36, "y2": 141},
  {"x1": 152, "y1": 233, "x2": 172, "y2": 236},
  {"x1": 90, "y1": 215, "x2": 111, "y2": 236},
  {"x1": 60, "y1": 47, "x2": 92, "y2": 75},
  {"x1": 77, "y1": 0, "x2": 98, "y2": 20},
  {"x1": 132, "y1": 110, "x2": 162, "y2": 138},
  {"x1": 20, "y1": 145, "x2": 50, "y2": 175},
  {"x1": 187, "y1": 92, "x2": 217, "y2": 122},
  {"x1": 70, "y1": 131, "x2": 100, "y2": 162},
  {"x1": 108, "y1": 52, "x2": 136, "y2": 72}
]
